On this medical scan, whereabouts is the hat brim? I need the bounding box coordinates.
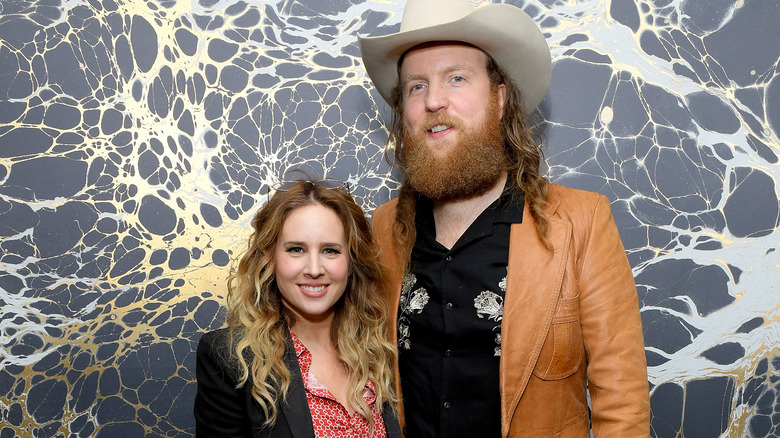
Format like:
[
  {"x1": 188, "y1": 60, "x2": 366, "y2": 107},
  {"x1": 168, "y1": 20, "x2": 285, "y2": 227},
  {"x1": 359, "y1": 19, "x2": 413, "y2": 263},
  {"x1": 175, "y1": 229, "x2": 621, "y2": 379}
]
[{"x1": 358, "y1": 4, "x2": 551, "y2": 114}]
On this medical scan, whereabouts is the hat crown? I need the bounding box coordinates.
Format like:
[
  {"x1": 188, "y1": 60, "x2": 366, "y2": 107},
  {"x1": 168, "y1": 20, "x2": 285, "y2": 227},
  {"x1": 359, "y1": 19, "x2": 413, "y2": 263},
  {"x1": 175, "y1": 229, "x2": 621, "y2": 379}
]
[
  {"x1": 399, "y1": 0, "x2": 478, "y2": 32},
  {"x1": 359, "y1": 0, "x2": 551, "y2": 114}
]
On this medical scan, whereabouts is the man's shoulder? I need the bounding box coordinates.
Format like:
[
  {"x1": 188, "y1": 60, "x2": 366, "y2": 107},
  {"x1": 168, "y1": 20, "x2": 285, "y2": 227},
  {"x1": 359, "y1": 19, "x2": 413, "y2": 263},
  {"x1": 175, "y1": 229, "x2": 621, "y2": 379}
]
[
  {"x1": 374, "y1": 197, "x2": 399, "y2": 214},
  {"x1": 545, "y1": 183, "x2": 611, "y2": 221},
  {"x1": 548, "y1": 182, "x2": 604, "y2": 200},
  {"x1": 371, "y1": 197, "x2": 400, "y2": 230},
  {"x1": 547, "y1": 183, "x2": 608, "y2": 207}
]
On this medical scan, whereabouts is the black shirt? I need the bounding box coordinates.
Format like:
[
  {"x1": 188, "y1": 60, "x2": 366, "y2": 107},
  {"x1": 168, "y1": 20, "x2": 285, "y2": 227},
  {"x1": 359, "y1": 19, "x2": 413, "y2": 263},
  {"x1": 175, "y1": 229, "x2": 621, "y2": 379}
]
[{"x1": 397, "y1": 188, "x2": 524, "y2": 438}]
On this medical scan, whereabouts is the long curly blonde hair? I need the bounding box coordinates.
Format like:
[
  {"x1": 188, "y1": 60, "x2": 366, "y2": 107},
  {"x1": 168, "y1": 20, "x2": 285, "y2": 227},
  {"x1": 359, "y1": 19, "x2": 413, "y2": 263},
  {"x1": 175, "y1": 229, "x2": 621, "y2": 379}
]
[
  {"x1": 224, "y1": 180, "x2": 397, "y2": 427},
  {"x1": 385, "y1": 46, "x2": 551, "y2": 265}
]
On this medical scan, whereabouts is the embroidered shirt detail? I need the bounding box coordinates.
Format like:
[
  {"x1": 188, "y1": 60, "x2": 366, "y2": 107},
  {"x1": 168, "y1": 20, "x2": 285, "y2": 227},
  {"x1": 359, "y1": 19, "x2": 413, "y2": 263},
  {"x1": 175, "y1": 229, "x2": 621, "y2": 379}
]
[
  {"x1": 472, "y1": 271, "x2": 507, "y2": 356},
  {"x1": 398, "y1": 273, "x2": 429, "y2": 351},
  {"x1": 474, "y1": 291, "x2": 503, "y2": 321}
]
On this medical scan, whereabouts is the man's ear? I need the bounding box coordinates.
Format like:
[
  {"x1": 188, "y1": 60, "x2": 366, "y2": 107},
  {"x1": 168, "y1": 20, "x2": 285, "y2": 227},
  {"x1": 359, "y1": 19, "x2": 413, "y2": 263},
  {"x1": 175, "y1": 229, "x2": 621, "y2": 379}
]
[{"x1": 497, "y1": 83, "x2": 507, "y2": 120}]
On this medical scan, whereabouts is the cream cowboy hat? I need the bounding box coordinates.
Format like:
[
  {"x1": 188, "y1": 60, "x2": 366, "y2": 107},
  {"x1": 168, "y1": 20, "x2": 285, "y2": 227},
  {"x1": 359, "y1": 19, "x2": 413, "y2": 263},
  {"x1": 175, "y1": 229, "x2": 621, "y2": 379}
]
[{"x1": 358, "y1": 0, "x2": 551, "y2": 114}]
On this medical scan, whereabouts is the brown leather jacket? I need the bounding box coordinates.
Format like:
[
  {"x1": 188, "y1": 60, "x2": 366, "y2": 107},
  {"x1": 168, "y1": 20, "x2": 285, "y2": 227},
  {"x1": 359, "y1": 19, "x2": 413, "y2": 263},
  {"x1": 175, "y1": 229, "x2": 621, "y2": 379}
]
[{"x1": 371, "y1": 183, "x2": 650, "y2": 437}]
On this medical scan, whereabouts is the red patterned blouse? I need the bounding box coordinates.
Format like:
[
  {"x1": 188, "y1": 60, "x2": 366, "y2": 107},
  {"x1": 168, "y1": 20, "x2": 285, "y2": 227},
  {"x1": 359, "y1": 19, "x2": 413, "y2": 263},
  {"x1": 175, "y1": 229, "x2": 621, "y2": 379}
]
[{"x1": 290, "y1": 330, "x2": 387, "y2": 438}]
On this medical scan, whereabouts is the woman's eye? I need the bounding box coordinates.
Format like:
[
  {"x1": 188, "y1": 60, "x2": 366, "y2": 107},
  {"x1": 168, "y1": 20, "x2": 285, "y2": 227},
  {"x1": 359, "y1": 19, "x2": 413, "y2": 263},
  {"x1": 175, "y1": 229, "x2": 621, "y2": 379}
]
[
  {"x1": 285, "y1": 246, "x2": 303, "y2": 253},
  {"x1": 452, "y1": 75, "x2": 464, "y2": 83},
  {"x1": 323, "y1": 247, "x2": 342, "y2": 255}
]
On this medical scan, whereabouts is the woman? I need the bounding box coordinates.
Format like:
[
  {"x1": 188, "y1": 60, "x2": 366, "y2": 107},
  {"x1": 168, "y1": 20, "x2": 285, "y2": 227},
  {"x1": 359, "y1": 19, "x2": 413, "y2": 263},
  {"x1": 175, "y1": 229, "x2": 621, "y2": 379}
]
[{"x1": 194, "y1": 179, "x2": 399, "y2": 437}]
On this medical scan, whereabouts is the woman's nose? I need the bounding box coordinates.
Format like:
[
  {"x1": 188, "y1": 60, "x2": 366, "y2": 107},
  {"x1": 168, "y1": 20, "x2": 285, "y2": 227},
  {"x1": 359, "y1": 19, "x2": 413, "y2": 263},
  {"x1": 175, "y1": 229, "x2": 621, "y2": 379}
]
[{"x1": 303, "y1": 254, "x2": 323, "y2": 277}]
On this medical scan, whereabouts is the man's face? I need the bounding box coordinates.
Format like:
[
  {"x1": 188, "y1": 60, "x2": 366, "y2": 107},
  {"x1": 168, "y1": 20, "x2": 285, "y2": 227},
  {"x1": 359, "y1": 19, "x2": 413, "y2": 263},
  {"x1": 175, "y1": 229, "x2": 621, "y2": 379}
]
[{"x1": 399, "y1": 42, "x2": 508, "y2": 200}]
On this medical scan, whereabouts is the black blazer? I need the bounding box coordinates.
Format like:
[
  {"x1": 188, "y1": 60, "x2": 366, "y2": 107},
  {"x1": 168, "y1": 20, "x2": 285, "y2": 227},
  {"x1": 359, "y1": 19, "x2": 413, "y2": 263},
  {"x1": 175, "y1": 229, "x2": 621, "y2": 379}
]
[{"x1": 194, "y1": 328, "x2": 401, "y2": 438}]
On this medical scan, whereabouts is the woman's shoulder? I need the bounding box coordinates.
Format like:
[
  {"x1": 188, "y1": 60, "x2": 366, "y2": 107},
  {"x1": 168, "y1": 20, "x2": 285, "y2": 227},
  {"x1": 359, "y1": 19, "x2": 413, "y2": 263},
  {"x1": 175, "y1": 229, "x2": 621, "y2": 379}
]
[
  {"x1": 198, "y1": 327, "x2": 231, "y2": 352},
  {"x1": 196, "y1": 327, "x2": 242, "y2": 377}
]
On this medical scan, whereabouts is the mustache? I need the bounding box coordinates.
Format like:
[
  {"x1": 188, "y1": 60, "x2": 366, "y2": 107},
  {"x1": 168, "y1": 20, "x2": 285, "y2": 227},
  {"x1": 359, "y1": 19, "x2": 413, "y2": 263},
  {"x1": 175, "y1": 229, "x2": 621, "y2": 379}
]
[{"x1": 419, "y1": 113, "x2": 463, "y2": 133}]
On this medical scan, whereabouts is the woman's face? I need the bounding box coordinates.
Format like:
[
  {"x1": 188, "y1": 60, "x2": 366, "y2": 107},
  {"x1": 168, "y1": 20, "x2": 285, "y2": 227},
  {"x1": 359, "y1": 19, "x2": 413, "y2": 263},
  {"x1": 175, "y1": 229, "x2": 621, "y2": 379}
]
[{"x1": 274, "y1": 203, "x2": 350, "y2": 325}]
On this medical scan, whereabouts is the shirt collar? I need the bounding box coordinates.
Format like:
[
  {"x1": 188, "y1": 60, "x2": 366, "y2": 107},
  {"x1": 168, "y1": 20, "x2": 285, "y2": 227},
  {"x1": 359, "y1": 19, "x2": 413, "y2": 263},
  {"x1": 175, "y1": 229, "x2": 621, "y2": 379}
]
[
  {"x1": 289, "y1": 328, "x2": 378, "y2": 402},
  {"x1": 494, "y1": 185, "x2": 524, "y2": 223},
  {"x1": 290, "y1": 328, "x2": 307, "y2": 358}
]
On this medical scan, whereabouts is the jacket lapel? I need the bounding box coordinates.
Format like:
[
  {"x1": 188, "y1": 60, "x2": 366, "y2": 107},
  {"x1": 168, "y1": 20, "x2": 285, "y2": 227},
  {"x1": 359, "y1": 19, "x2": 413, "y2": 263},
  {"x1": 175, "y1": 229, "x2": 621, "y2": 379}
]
[
  {"x1": 382, "y1": 404, "x2": 403, "y2": 438},
  {"x1": 279, "y1": 335, "x2": 317, "y2": 438},
  {"x1": 499, "y1": 195, "x2": 571, "y2": 435}
]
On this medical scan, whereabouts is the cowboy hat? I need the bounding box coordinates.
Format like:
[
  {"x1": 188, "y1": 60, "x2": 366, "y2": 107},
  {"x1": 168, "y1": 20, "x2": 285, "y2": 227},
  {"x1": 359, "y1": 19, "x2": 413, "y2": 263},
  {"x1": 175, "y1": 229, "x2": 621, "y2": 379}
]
[{"x1": 358, "y1": 0, "x2": 551, "y2": 114}]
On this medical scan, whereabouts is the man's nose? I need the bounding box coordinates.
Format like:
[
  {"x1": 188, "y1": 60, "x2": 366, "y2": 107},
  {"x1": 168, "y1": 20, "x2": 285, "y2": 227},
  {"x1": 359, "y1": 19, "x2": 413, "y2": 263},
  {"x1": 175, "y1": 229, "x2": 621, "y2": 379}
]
[{"x1": 424, "y1": 83, "x2": 448, "y2": 112}]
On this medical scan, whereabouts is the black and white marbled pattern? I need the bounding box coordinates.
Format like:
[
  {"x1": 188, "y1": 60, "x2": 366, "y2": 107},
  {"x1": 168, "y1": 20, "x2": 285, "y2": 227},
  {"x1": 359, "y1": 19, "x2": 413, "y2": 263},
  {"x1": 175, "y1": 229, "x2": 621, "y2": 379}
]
[{"x1": 0, "y1": 0, "x2": 777, "y2": 436}]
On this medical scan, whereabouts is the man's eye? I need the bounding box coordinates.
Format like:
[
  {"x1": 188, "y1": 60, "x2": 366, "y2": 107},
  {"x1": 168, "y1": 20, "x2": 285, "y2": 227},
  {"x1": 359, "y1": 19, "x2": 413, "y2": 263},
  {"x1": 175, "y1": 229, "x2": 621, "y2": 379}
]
[{"x1": 452, "y1": 75, "x2": 464, "y2": 83}]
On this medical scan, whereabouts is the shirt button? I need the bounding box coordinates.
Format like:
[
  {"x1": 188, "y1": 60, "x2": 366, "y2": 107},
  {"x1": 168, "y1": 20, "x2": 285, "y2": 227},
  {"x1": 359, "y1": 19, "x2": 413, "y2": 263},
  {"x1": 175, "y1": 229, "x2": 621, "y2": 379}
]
[
  {"x1": 445, "y1": 302, "x2": 453, "y2": 310},
  {"x1": 445, "y1": 255, "x2": 453, "y2": 262},
  {"x1": 443, "y1": 401, "x2": 451, "y2": 409}
]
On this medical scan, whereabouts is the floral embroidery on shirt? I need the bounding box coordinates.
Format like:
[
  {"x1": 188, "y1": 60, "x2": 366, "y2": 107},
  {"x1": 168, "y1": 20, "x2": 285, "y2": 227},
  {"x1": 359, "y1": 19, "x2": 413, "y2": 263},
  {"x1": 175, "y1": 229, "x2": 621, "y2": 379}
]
[
  {"x1": 408, "y1": 288, "x2": 429, "y2": 312},
  {"x1": 474, "y1": 291, "x2": 503, "y2": 321},
  {"x1": 473, "y1": 270, "x2": 507, "y2": 356},
  {"x1": 398, "y1": 273, "x2": 429, "y2": 350}
]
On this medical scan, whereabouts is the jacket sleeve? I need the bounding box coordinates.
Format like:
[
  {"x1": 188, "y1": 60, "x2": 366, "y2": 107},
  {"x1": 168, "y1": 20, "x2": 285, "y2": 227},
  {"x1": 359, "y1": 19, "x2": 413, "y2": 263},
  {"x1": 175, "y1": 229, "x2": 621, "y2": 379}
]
[
  {"x1": 194, "y1": 330, "x2": 254, "y2": 438},
  {"x1": 577, "y1": 195, "x2": 650, "y2": 437}
]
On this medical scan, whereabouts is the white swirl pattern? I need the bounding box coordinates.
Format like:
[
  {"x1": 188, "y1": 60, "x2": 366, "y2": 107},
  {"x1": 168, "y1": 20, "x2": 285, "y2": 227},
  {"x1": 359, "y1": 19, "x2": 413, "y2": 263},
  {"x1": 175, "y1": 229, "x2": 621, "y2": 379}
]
[{"x1": 0, "y1": 0, "x2": 777, "y2": 436}]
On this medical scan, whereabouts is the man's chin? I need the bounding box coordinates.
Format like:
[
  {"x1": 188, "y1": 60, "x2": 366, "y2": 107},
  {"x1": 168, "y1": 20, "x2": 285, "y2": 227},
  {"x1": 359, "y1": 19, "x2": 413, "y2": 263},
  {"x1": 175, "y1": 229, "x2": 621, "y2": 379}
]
[
  {"x1": 422, "y1": 138, "x2": 457, "y2": 156},
  {"x1": 410, "y1": 171, "x2": 504, "y2": 202}
]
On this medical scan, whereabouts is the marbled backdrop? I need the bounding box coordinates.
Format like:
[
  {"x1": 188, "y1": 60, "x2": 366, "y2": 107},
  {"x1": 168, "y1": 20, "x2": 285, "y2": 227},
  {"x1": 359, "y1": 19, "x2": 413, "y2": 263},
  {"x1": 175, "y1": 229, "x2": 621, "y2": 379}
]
[{"x1": 0, "y1": 0, "x2": 777, "y2": 436}]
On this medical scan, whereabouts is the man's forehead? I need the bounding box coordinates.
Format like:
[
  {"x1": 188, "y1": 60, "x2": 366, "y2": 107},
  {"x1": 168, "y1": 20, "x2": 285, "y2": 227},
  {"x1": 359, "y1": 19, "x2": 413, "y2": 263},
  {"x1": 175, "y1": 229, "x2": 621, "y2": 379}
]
[{"x1": 399, "y1": 41, "x2": 489, "y2": 74}]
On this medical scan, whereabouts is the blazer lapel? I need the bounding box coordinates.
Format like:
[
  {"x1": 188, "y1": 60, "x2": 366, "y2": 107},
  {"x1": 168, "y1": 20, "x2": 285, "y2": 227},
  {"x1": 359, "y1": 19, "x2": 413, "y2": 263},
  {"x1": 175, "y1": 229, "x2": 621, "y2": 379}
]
[
  {"x1": 382, "y1": 403, "x2": 403, "y2": 438},
  {"x1": 279, "y1": 335, "x2": 316, "y2": 438},
  {"x1": 499, "y1": 196, "x2": 571, "y2": 436}
]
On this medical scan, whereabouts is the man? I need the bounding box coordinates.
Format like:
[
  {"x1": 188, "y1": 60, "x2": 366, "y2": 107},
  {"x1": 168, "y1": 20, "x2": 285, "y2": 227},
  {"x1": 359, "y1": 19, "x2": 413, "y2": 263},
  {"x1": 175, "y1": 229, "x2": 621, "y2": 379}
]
[{"x1": 358, "y1": 0, "x2": 650, "y2": 437}]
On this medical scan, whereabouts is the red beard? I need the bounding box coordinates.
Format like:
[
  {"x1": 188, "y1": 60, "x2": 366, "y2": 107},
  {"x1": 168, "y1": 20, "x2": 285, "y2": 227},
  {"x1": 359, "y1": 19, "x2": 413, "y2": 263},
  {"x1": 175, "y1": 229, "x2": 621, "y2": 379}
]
[{"x1": 401, "y1": 91, "x2": 507, "y2": 201}]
